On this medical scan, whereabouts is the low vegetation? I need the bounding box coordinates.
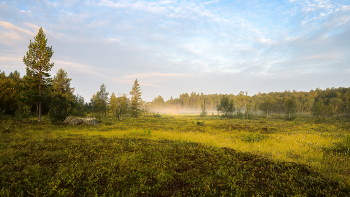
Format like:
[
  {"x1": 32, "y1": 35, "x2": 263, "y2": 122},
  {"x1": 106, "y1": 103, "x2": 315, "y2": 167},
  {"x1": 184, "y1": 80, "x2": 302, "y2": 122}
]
[{"x1": 1, "y1": 115, "x2": 350, "y2": 196}]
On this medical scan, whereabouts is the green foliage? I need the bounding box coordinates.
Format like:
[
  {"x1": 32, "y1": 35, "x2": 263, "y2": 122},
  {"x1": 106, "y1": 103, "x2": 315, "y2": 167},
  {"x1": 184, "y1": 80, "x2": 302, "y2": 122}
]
[
  {"x1": 49, "y1": 69, "x2": 75, "y2": 122},
  {"x1": 71, "y1": 94, "x2": 86, "y2": 117},
  {"x1": 0, "y1": 71, "x2": 23, "y2": 116},
  {"x1": 22, "y1": 27, "x2": 54, "y2": 122},
  {"x1": 217, "y1": 95, "x2": 235, "y2": 117},
  {"x1": 329, "y1": 97, "x2": 344, "y2": 114},
  {"x1": 0, "y1": 130, "x2": 348, "y2": 196},
  {"x1": 200, "y1": 100, "x2": 207, "y2": 117},
  {"x1": 151, "y1": 95, "x2": 165, "y2": 108},
  {"x1": 146, "y1": 87, "x2": 350, "y2": 118},
  {"x1": 2, "y1": 115, "x2": 350, "y2": 196},
  {"x1": 332, "y1": 134, "x2": 350, "y2": 154},
  {"x1": 241, "y1": 132, "x2": 264, "y2": 142},
  {"x1": 130, "y1": 79, "x2": 142, "y2": 118},
  {"x1": 312, "y1": 99, "x2": 325, "y2": 116},
  {"x1": 109, "y1": 92, "x2": 118, "y2": 116},
  {"x1": 152, "y1": 112, "x2": 161, "y2": 117},
  {"x1": 117, "y1": 94, "x2": 129, "y2": 120},
  {"x1": 48, "y1": 94, "x2": 70, "y2": 122},
  {"x1": 91, "y1": 84, "x2": 109, "y2": 117},
  {"x1": 144, "y1": 128, "x2": 152, "y2": 135},
  {"x1": 236, "y1": 110, "x2": 244, "y2": 119},
  {"x1": 284, "y1": 97, "x2": 297, "y2": 119},
  {"x1": 259, "y1": 96, "x2": 277, "y2": 117},
  {"x1": 197, "y1": 120, "x2": 204, "y2": 126}
]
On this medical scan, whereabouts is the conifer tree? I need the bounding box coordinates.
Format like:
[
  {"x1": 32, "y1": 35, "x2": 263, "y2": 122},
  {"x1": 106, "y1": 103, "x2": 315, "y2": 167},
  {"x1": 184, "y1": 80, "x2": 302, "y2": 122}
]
[
  {"x1": 130, "y1": 79, "x2": 142, "y2": 118},
  {"x1": 98, "y1": 83, "x2": 109, "y2": 117},
  {"x1": 22, "y1": 27, "x2": 54, "y2": 122},
  {"x1": 49, "y1": 68, "x2": 74, "y2": 122},
  {"x1": 91, "y1": 84, "x2": 109, "y2": 117}
]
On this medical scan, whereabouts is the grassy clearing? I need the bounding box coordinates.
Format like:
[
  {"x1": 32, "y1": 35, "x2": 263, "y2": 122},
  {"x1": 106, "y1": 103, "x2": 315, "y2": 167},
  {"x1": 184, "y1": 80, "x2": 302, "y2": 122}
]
[{"x1": 1, "y1": 115, "x2": 350, "y2": 196}]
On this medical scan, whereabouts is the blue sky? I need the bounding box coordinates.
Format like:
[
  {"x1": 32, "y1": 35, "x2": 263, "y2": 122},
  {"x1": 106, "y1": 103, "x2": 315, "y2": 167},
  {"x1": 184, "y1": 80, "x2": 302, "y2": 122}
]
[{"x1": 0, "y1": 0, "x2": 349, "y2": 102}]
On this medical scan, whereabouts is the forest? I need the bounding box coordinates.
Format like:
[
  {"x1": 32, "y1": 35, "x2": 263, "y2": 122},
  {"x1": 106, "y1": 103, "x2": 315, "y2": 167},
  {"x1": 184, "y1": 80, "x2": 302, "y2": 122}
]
[
  {"x1": 1, "y1": 28, "x2": 350, "y2": 196},
  {"x1": 1, "y1": 62, "x2": 350, "y2": 122}
]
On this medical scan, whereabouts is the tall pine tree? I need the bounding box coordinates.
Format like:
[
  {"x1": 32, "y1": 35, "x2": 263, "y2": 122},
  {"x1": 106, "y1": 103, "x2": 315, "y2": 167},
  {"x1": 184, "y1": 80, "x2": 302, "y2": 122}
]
[
  {"x1": 22, "y1": 27, "x2": 54, "y2": 122},
  {"x1": 130, "y1": 79, "x2": 142, "y2": 118}
]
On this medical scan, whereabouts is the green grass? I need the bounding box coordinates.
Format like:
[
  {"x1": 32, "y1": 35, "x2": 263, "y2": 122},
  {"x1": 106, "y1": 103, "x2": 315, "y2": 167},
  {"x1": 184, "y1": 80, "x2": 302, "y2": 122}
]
[{"x1": 1, "y1": 115, "x2": 350, "y2": 196}]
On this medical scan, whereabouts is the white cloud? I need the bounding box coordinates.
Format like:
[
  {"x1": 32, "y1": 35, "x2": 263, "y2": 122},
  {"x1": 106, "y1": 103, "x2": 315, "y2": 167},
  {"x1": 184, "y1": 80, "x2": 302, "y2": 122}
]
[
  {"x1": 0, "y1": 21, "x2": 35, "y2": 41},
  {"x1": 125, "y1": 73, "x2": 190, "y2": 79},
  {"x1": 53, "y1": 60, "x2": 111, "y2": 79}
]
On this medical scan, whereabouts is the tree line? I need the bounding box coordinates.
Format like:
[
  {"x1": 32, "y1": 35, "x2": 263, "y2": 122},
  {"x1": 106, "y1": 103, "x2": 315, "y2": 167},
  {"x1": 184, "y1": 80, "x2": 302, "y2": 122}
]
[
  {"x1": 149, "y1": 88, "x2": 350, "y2": 118},
  {"x1": 0, "y1": 28, "x2": 144, "y2": 122}
]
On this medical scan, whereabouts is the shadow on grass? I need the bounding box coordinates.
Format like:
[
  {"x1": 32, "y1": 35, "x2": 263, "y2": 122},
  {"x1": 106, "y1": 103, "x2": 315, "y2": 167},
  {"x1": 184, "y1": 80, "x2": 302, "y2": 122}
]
[{"x1": 1, "y1": 134, "x2": 349, "y2": 196}]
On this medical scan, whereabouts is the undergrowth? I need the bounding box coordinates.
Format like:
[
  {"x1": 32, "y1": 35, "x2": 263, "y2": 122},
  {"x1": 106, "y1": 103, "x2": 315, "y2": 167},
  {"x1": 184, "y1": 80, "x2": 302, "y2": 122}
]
[
  {"x1": 1, "y1": 136, "x2": 349, "y2": 196},
  {"x1": 1, "y1": 115, "x2": 350, "y2": 196}
]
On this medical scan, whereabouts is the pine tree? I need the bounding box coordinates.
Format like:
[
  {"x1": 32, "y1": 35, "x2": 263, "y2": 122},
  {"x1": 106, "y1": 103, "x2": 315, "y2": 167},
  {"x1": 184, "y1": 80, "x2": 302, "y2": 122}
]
[
  {"x1": 22, "y1": 27, "x2": 54, "y2": 122},
  {"x1": 49, "y1": 69, "x2": 75, "y2": 122},
  {"x1": 91, "y1": 84, "x2": 109, "y2": 117},
  {"x1": 130, "y1": 79, "x2": 142, "y2": 118},
  {"x1": 98, "y1": 84, "x2": 109, "y2": 117}
]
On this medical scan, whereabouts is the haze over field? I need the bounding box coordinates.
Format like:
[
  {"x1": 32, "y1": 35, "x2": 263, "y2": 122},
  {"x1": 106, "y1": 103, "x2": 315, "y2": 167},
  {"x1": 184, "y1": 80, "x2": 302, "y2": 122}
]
[{"x1": 1, "y1": 0, "x2": 350, "y2": 102}]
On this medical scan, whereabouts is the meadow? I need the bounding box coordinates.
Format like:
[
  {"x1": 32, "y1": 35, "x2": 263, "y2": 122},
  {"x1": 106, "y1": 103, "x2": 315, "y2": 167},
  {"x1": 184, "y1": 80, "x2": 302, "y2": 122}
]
[{"x1": 1, "y1": 114, "x2": 350, "y2": 196}]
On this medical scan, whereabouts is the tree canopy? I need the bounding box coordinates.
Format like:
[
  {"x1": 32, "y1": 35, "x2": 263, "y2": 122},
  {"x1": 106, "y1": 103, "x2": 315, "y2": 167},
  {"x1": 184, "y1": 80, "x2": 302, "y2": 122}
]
[
  {"x1": 130, "y1": 79, "x2": 142, "y2": 118},
  {"x1": 22, "y1": 27, "x2": 54, "y2": 122}
]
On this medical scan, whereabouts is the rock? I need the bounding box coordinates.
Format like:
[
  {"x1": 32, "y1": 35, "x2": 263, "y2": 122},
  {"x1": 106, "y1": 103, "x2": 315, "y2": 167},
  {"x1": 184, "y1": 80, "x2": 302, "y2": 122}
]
[
  {"x1": 4, "y1": 126, "x2": 10, "y2": 133},
  {"x1": 63, "y1": 116, "x2": 98, "y2": 125}
]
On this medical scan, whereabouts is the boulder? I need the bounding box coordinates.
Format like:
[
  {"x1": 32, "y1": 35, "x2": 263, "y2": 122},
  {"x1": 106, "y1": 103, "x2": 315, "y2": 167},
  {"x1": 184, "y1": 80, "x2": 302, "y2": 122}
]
[{"x1": 63, "y1": 116, "x2": 98, "y2": 125}]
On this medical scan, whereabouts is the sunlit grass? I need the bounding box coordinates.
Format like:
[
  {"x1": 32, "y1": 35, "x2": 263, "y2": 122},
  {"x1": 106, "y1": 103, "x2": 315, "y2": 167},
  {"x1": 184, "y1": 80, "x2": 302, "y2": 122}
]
[
  {"x1": 45, "y1": 115, "x2": 350, "y2": 185},
  {"x1": 1, "y1": 114, "x2": 350, "y2": 195}
]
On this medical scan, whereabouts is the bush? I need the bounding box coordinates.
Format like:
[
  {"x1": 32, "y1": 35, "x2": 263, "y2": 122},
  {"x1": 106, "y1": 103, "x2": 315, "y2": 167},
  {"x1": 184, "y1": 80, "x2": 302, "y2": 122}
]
[
  {"x1": 48, "y1": 109, "x2": 68, "y2": 123},
  {"x1": 332, "y1": 134, "x2": 350, "y2": 154},
  {"x1": 152, "y1": 113, "x2": 161, "y2": 118},
  {"x1": 242, "y1": 133, "x2": 264, "y2": 143},
  {"x1": 236, "y1": 110, "x2": 244, "y2": 119},
  {"x1": 197, "y1": 121, "x2": 204, "y2": 126}
]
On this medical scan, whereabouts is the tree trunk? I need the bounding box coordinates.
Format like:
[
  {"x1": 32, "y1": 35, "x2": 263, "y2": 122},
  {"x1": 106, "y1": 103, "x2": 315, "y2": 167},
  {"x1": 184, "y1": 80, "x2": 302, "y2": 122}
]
[
  {"x1": 38, "y1": 101, "x2": 41, "y2": 122},
  {"x1": 38, "y1": 67, "x2": 42, "y2": 122}
]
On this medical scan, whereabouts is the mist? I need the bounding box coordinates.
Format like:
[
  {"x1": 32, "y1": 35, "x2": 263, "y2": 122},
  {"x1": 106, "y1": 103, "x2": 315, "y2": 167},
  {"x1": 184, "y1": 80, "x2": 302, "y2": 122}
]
[{"x1": 149, "y1": 107, "x2": 218, "y2": 115}]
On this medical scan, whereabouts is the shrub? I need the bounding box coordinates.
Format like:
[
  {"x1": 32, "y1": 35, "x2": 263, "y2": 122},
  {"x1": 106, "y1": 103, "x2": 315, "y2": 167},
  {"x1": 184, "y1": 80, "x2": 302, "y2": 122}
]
[
  {"x1": 242, "y1": 133, "x2": 264, "y2": 143},
  {"x1": 153, "y1": 113, "x2": 161, "y2": 118},
  {"x1": 332, "y1": 134, "x2": 350, "y2": 154},
  {"x1": 197, "y1": 121, "x2": 204, "y2": 126},
  {"x1": 48, "y1": 109, "x2": 68, "y2": 123}
]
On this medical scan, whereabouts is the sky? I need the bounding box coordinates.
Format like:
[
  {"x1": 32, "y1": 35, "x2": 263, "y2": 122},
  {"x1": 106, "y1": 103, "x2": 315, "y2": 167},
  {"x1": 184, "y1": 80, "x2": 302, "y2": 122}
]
[{"x1": 1, "y1": 0, "x2": 350, "y2": 102}]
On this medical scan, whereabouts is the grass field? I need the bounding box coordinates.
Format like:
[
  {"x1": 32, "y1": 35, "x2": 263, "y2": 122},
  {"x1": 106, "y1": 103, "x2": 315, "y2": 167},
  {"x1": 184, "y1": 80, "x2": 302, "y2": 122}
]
[{"x1": 1, "y1": 115, "x2": 350, "y2": 196}]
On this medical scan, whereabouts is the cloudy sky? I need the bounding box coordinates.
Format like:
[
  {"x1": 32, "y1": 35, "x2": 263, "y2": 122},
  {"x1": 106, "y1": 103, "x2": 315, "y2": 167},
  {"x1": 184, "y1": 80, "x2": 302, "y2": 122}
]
[{"x1": 1, "y1": 0, "x2": 350, "y2": 102}]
